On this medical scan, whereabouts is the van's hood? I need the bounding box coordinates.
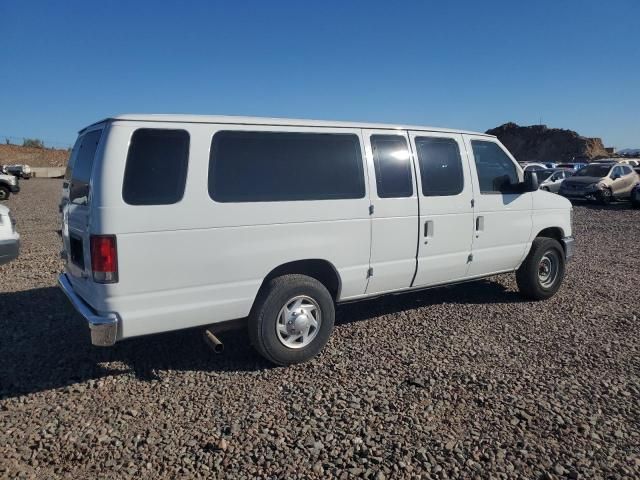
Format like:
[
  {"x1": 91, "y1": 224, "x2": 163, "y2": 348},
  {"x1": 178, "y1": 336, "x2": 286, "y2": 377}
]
[{"x1": 564, "y1": 176, "x2": 604, "y2": 185}]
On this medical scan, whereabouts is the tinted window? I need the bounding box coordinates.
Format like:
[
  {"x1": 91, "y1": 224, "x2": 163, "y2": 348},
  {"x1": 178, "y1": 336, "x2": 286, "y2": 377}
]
[
  {"x1": 536, "y1": 170, "x2": 554, "y2": 182},
  {"x1": 70, "y1": 130, "x2": 102, "y2": 204},
  {"x1": 471, "y1": 141, "x2": 519, "y2": 194},
  {"x1": 123, "y1": 129, "x2": 189, "y2": 205},
  {"x1": 65, "y1": 137, "x2": 81, "y2": 181},
  {"x1": 622, "y1": 166, "x2": 632, "y2": 175},
  {"x1": 415, "y1": 137, "x2": 464, "y2": 196},
  {"x1": 371, "y1": 135, "x2": 413, "y2": 198},
  {"x1": 209, "y1": 131, "x2": 365, "y2": 202}
]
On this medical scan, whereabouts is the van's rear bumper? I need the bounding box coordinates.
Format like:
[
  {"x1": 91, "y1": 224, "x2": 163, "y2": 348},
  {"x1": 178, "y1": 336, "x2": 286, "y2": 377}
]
[{"x1": 58, "y1": 273, "x2": 118, "y2": 346}]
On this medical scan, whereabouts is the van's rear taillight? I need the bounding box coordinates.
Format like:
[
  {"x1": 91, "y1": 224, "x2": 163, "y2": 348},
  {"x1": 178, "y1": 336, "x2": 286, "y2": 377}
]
[{"x1": 90, "y1": 235, "x2": 118, "y2": 283}]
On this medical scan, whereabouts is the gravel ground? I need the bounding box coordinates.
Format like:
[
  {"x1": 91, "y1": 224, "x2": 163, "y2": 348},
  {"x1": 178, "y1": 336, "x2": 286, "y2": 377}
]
[{"x1": 1, "y1": 179, "x2": 639, "y2": 479}]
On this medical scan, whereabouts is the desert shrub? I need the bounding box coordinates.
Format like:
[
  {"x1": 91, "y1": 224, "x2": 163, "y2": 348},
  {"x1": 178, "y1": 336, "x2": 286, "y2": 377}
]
[{"x1": 23, "y1": 138, "x2": 45, "y2": 148}]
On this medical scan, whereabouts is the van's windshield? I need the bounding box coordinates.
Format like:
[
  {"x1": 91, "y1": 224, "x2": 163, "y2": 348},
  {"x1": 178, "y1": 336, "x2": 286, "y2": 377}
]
[
  {"x1": 574, "y1": 164, "x2": 612, "y2": 178},
  {"x1": 68, "y1": 129, "x2": 102, "y2": 205}
]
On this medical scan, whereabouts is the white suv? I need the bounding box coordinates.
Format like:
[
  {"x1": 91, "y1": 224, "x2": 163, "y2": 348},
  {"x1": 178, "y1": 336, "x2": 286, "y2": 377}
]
[
  {"x1": 59, "y1": 115, "x2": 574, "y2": 365},
  {"x1": 0, "y1": 204, "x2": 19, "y2": 265},
  {"x1": 0, "y1": 172, "x2": 20, "y2": 201}
]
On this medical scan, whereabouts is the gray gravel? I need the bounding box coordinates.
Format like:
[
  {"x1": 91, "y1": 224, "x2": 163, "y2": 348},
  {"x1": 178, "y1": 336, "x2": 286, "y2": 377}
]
[{"x1": 1, "y1": 179, "x2": 639, "y2": 479}]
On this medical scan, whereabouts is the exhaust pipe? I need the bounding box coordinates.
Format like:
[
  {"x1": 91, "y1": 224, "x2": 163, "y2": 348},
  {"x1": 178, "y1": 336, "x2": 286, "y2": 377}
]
[{"x1": 203, "y1": 329, "x2": 224, "y2": 354}]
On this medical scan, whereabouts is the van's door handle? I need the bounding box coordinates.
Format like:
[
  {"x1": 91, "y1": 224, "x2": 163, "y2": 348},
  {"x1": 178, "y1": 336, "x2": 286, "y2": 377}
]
[
  {"x1": 475, "y1": 216, "x2": 484, "y2": 237},
  {"x1": 424, "y1": 220, "x2": 434, "y2": 244}
]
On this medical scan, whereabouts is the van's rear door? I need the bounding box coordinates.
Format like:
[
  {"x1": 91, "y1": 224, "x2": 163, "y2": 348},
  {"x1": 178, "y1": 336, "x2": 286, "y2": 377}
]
[{"x1": 61, "y1": 126, "x2": 104, "y2": 297}]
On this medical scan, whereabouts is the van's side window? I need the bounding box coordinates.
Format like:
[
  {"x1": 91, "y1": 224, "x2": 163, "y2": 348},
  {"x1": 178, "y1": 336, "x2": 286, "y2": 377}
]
[
  {"x1": 471, "y1": 140, "x2": 518, "y2": 194},
  {"x1": 123, "y1": 129, "x2": 190, "y2": 206},
  {"x1": 209, "y1": 131, "x2": 365, "y2": 202},
  {"x1": 371, "y1": 135, "x2": 413, "y2": 198},
  {"x1": 414, "y1": 137, "x2": 464, "y2": 196}
]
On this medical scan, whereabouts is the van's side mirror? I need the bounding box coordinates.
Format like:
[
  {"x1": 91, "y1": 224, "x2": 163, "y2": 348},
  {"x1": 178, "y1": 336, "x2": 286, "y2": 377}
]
[{"x1": 522, "y1": 170, "x2": 539, "y2": 192}]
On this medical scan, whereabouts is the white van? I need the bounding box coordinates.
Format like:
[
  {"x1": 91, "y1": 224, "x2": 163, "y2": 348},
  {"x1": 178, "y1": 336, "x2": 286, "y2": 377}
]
[{"x1": 59, "y1": 115, "x2": 574, "y2": 365}]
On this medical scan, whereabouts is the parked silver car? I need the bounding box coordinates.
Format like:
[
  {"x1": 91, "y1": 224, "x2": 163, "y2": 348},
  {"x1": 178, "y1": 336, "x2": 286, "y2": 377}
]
[{"x1": 539, "y1": 168, "x2": 573, "y2": 193}]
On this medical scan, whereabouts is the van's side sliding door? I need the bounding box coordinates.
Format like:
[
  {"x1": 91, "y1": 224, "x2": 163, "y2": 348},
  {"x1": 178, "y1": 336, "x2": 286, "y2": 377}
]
[
  {"x1": 363, "y1": 130, "x2": 419, "y2": 294},
  {"x1": 409, "y1": 131, "x2": 475, "y2": 287}
]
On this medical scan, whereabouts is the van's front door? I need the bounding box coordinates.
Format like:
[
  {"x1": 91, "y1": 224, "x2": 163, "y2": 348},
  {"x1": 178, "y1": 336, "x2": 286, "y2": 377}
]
[
  {"x1": 409, "y1": 132, "x2": 475, "y2": 287},
  {"x1": 464, "y1": 135, "x2": 533, "y2": 276},
  {"x1": 363, "y1": 130, "x2": 419, "y2": 294}
]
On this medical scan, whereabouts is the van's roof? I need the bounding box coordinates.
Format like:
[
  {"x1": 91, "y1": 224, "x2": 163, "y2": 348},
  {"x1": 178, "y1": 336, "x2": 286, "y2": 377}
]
[{"x1": 85, "y1": 114, "x2": 494, "y2": 137}]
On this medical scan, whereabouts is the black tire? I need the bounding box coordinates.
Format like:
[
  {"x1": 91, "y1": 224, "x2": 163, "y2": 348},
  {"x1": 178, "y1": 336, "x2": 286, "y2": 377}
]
[
  {"x1": 631, "y1": 189, "x2": 640, "y2": 209},
  {"x1": 598, "y1": 188, "x2": 612, "y2": 205},
  {"x1": 542, "y1": 186, "x2": 550, "y2": 192},
  {"x1": 0, "y1": 186, "x2": 10, "y2": 201},
  {"x1": 516, "y1": 237, "x2": 566, "y2": 300},
  {"x1": 248, "y1": 274, "x2": 335, "y2": 365}
]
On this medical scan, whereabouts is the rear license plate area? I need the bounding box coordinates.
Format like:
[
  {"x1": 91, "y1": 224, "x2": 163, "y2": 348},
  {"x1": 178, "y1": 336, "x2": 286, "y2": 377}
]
[{"x1": 69, "y1": 234, "x2": 85, "y2": 269}]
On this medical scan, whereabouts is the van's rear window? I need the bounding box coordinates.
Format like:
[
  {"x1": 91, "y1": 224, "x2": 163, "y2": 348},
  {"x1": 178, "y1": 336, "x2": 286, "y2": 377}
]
[
  {"x1": 122, "y1": 129, "x2": 190, "y2": 205},
  {"x1": 69, "y1": 129, "x2": 102, "y2": 204},
  {"x1": 208, "y1": 131, "x2": 365, "y2": 202}
]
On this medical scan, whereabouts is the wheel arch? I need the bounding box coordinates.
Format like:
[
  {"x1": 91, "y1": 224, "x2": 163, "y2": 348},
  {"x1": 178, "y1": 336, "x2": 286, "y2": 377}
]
[
  {"x1": 535, "y1": 227, "x2": 567, "y2": 255},
  {"x1": 257, "y1": 259, "x2": 342, "y2": 302},
  {"x1": 536, "y1": 226, "x2": 564, "y2": 243}
]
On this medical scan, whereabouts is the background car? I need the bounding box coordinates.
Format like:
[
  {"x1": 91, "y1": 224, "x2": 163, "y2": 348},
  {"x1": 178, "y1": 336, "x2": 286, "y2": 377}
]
[
  {"x1": 2, "y1": 164, "x2": 32, "y2": 179},
  {"x1": 522, "y1": 162, "x2": 548, "y2": 172},
  {"x1": 556, "y1": 162, "x2": 587, "y2": 171},
  {"x1": 616, "y1": 159, "x2": 639, "y2": 168},
  {"x1": 0, "y1": 204, "x2": 19, "y2": 265},
  {"x1": 0, "y1": 172, "x2": 20, "y2": 200},
  {"x1": 560, "y1": 163, "x2": 639, "y2": 204},
  {"x1": 539, "y1": 168, "x2": 573, "y2": 193}
]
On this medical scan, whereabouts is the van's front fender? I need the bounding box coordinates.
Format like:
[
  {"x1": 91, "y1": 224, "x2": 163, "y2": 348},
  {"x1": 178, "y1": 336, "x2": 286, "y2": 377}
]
[{"x1": 530, "y1": 190, "x2": 573, "y2": 241}]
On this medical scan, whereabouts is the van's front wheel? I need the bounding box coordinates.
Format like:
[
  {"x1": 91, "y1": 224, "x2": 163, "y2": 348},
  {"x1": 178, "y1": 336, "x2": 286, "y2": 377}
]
[
  {"x1": 516, "y1": 237, "x2": 566, "y2": 300},
  {"x1": 0, "y1": 186, "x2": 10, "y2": 201},
  {"x1": 248, "y1": 274, "x2": 335, "y2": 365}
]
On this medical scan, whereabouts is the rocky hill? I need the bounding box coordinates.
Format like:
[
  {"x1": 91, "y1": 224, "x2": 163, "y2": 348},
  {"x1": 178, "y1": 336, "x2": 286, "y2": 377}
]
[
  {"x1": 0, "y1": 144, "x2": 70, "y2": 168},
  {"x1": 486, "y1": 123, "x2": 608, "y2": 163}
]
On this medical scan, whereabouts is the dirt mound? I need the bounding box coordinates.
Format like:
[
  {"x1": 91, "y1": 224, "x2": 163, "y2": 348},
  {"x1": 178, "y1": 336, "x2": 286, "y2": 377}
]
[
  {"x1": 486, "y1": 123, "x2": 608, "y2": 163},
  {"x1": 0, "y1": 144, "x2": 70, "y2": 168}
]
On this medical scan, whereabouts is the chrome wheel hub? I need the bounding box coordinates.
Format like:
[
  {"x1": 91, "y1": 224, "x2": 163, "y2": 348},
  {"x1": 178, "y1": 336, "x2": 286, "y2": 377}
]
[
  {"x1": 276, "y1": 296, "x2": 321, "y2": 349},
  {"x1": 538, "y1": 251, "x2": 559, "y2": 288}
]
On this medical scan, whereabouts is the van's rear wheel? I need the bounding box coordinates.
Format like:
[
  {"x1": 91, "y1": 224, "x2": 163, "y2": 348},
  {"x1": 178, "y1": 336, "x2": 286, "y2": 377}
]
[
  {"x1": 248, "y1": 274, "x2": 334, "y2": 365},
  {"x1": 516, "y1": 237, "x2": 565, "y2": 300},
  {"x1": 0, "y1": 186, "x2": 9, "y2": 201}
]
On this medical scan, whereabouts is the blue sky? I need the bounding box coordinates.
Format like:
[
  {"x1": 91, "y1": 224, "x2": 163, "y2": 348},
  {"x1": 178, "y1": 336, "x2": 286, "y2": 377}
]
[{"x1": 1, "y1": 0, "x2": 638, "y2": 148}]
